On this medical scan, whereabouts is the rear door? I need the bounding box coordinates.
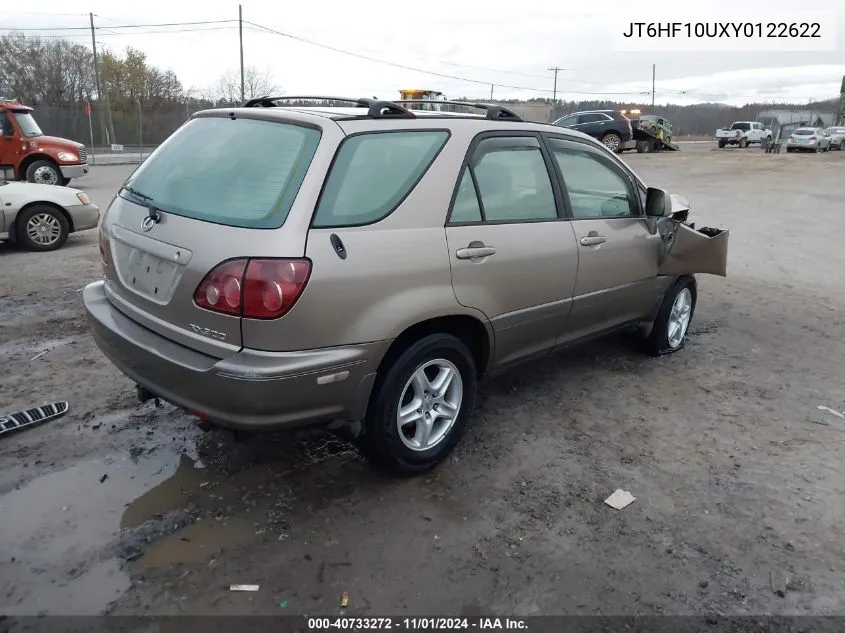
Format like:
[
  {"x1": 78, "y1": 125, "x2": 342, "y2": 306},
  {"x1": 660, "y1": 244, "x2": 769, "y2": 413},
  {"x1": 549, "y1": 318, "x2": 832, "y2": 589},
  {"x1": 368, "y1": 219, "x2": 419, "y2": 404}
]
[
  {"x1": 543, "y1": 135, "x2": 664, "y2": 343},
  {"x1": 100, "y1": 112, "x2": 336, "y2": 356},
  {"x1": 445, "y1": 132, "x2": 579, "y2": 367}
]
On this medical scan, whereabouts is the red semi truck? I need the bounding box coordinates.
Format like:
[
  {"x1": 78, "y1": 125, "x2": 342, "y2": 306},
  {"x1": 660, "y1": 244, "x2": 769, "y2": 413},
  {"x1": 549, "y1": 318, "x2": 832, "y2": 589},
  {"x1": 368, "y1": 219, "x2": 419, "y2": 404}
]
[{"x1": 0, "y1": 99, "x2": 89, "y2": 186}]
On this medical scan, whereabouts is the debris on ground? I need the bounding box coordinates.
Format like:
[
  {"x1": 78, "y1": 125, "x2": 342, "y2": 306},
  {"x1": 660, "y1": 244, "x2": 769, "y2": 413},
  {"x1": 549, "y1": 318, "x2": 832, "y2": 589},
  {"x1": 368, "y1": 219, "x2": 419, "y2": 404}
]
[
  {"x1": 30, "y1": 350, "x2": 49, "y2": 361},
  {"x1": 99, "y1": 474, "x2": 108, "y2": 483},
  {"x1": 230, "y1": 585, "x2": 260, "y2": 592},
  {"x1": 770, "y1": 568, "x2": 789, "y2": 597},
  {"x1": 340, "y1": 592, "x2": 350, "y2": 608},
  {"x1": 604, "y1": 489, "x2": 636, "y2": 510},
  {"x1": 0, "y1": 401, "x2": 70, "y2": 438},
  {"x1": 817, "y1": 405, "x2": 845, "y2": 420},
  {"x1": 279, "y1": 600, "x2": 288, "y2": 608}
]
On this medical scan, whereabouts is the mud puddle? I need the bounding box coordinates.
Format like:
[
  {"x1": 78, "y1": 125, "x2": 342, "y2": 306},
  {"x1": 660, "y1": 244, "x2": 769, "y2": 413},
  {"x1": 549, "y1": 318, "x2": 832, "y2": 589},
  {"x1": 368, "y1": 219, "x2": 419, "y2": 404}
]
[
  {"x1": 0, "y1": 447, "x2": 197, "y2": 615},
  {"x1": 1, "y1": 407, "x2": 359, "y2": 615}
]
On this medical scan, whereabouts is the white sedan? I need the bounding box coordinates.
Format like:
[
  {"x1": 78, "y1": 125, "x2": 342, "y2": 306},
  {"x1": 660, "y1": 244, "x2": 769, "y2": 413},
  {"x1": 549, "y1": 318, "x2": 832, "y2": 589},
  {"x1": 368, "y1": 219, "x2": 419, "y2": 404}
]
[{"x1": 0, "y1": 180, "x2": 99, "y2": 251}]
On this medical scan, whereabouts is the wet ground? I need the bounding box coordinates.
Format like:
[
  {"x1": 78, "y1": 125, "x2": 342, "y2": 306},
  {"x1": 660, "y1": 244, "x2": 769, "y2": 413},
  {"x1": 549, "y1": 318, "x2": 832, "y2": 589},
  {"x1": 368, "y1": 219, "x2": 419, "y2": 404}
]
[{"x1": 2, "y1": 145, "x2": 845, "y2": 617}]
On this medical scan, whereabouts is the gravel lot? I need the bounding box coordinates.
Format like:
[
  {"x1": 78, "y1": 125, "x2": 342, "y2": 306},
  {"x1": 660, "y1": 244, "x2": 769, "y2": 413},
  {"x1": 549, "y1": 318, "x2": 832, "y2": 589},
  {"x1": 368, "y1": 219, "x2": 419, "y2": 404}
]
[{"x1": 1, "y1": 144, "x2": 844, "y2": 618}]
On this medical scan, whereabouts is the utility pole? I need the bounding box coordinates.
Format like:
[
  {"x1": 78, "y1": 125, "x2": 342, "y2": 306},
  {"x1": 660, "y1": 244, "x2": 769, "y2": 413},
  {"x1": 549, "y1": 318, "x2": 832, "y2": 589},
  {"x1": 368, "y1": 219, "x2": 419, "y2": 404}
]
[
  {"x1": 651, "y1": 64, "x2": 656, "y2": 107},
  {"x1": 90, "y1": 12, "x2": 115, "y2": 145},
  {"x1": 547, "y1": 66, "x2": 561, "y2": 104},
  {"x1": 489, "y1": 84, "x2": 494, "y2": 101},
  {"x1": 837, "y1": 75, "x2": 845, "y2": 125},
  {"x1": 239, "y1": 5, "x2": 245, "y2": 102}
]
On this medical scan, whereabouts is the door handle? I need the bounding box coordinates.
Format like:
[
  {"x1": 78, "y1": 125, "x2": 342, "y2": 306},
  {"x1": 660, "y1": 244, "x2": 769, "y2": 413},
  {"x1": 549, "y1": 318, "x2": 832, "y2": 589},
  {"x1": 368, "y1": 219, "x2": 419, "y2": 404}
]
[
  {"x1": 579, "y1": 235, "x2": 607, "y2": 246},
  {"x1": 456, "y1": 246, "x2": 496, "y2": 260}
]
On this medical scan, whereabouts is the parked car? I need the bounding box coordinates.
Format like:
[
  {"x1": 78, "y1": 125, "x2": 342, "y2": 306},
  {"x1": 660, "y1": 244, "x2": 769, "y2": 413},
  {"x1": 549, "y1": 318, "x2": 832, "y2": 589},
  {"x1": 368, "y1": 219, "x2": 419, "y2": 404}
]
[
  {"x1": 0, "y1": 99, "x2": 89, "y2": 186},
  {"x1": 822, "y1": 126, "x2": 845, "y2": 150},
  {"x1": 636, "y1": 115, "x2": 673, "y2": 144},
  {"x1": 715, "y1": 121, "x2": 772, "y2": 148},
  {"x1": 552, "y1": 109, "x2": 633, "y2": 153},
  {"x1": 0, "y1": 177, "x2": 99, "y2": 251},
  {"x1": 84, "y1": 97, "x2": 728, "y2": 475},
  {"x1": 786, "y1": 127, "x2": 831, "y2": 153}
]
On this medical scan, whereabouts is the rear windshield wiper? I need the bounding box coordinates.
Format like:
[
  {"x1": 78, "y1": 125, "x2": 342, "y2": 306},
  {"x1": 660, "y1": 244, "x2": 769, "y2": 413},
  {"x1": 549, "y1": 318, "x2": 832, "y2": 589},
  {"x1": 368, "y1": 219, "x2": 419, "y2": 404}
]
[
  {"x1": 121, "y1": 185, "x2": 162, "y2": 223},
  {"x1": 121, "y1": 184, "x2": 153, "y2": 204}
]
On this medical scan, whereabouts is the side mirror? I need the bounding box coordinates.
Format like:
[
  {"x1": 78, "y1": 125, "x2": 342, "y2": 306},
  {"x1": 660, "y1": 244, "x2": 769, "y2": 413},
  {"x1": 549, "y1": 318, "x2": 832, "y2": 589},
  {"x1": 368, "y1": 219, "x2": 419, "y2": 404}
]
[{"x1": 645, "y1": 187, "x2": 671, "y2": 217}]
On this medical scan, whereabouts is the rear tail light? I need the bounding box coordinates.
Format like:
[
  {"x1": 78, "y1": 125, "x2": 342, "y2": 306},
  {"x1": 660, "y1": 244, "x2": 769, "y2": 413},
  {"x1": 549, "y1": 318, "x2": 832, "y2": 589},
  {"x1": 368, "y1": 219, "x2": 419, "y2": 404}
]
[
  {"x1": 810, "y1": 136, "x2": 817, "y2": 141},
  {"x1": 194, "y1": 258, "x2": 311, "y2": 320}
]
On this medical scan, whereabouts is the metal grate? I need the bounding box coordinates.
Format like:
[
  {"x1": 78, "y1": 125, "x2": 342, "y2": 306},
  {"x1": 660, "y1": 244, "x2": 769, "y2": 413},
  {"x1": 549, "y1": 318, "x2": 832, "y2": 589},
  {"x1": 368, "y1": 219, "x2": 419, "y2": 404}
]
[
  {"x1": 78, "y1": 146, "x2": 87, "y2": 163},
  {"x1": 0, "y1": 401, "x2": 69, "y2": 437}
]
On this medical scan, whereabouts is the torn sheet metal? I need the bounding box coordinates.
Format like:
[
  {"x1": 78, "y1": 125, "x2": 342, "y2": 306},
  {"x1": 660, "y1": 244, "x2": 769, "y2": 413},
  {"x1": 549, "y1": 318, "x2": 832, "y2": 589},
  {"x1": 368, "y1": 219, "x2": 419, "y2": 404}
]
[{"x1": 0, "y1": 401, "x2": 69, "y2": 438}]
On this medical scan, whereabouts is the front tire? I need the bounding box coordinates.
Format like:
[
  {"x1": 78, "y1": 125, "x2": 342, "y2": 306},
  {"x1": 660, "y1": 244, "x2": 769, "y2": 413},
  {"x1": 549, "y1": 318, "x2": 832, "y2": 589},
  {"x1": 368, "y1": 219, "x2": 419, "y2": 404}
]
[
  {"x1": 358, "y1": 333, "x2": 477, "y2": 475},
  {"x1": 16, "y1": 205, "x2": 70, "y2": 252},
  {"x1": 25, "y1": 159, "x2": 68, "y2": 186},
  {"x1": 645, "y1": 277, "x2": 697, "y2": 356}
]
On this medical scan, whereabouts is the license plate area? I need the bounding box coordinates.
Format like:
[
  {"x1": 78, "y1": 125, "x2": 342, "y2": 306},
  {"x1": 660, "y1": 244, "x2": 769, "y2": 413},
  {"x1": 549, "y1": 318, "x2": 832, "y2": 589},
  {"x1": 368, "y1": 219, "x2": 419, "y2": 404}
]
[
  {"x1": 124, "y1": 249, "x2": 179, "y2": 302},
  {"x1": 110, "y1": 226, "x2": 192, "y2": 304}
]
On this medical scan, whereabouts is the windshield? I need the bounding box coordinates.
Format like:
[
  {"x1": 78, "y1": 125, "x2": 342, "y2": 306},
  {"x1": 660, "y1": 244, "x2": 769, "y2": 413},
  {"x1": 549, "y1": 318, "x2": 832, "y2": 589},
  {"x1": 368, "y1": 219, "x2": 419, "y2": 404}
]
[
  {"x1": 730, "y1": 122, "x2": 751, "y2": 131},
  {"x1": 120, "y1": 117, "x2": 321, "y2": 229},
  {"x1": 13, "y1": 112, "x2": 43, "y2": 137}
]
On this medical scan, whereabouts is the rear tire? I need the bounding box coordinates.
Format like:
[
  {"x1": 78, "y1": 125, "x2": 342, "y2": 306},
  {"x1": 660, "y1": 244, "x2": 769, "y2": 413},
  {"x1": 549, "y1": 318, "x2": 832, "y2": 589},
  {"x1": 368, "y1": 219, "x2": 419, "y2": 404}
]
[
  {"x1": 637, "y1": 140, "x2": 654, "y2": 153},
  {"x1": 357, "y1": 333, "x2": 477, "y2": 476},
  {"x1": 15, "y1": 205, "x2": 70, "y2": 252},
  {"x1": 644, "y1": 277, "x2": 697, "y2": 357},
  {"x1": 718, "y1": 140, "x2": 726, "y2": 148},
  {"x1": 25, "y1": 159, "x2": 68, "y2": 186},
  {"x1": 601, "y1": 133, "x2": 623, "y2": 153}
]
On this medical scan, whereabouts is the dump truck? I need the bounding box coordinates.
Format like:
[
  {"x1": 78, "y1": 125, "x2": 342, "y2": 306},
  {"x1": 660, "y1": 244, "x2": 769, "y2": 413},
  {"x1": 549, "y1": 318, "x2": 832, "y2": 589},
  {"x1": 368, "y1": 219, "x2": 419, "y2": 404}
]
[{"x1": 0, "y1": 99, "x2": 89, "y2": 186}]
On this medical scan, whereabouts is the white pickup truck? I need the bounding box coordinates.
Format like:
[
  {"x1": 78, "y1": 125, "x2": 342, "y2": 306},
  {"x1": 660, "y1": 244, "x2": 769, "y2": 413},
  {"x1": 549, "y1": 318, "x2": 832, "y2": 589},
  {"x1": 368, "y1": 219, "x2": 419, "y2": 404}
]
[{"x1": 715, "y1": 121, "x2": 772, "y2": 148}]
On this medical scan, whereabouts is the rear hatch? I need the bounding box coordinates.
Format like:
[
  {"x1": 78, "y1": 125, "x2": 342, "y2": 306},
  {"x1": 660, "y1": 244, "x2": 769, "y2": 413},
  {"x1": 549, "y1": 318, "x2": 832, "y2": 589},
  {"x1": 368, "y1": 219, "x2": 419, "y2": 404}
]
[{"x1": 99, "y1": 111, "x2": 334, "y2": 355}]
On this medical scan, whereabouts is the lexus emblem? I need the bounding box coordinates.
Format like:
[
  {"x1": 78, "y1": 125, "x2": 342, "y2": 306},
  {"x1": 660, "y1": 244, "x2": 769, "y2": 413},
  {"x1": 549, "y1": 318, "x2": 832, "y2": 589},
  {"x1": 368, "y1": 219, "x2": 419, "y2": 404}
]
[{"x1": 141, "y1": 216, "x2": 155, "y2": 232}]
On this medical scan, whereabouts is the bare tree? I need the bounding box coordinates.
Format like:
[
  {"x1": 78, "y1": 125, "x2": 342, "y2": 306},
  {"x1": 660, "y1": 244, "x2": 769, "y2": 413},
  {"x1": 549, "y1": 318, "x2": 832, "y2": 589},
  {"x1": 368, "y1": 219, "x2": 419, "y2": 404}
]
[{"x1": 209, "y1": 66, "x2": 279, "y2": 105}]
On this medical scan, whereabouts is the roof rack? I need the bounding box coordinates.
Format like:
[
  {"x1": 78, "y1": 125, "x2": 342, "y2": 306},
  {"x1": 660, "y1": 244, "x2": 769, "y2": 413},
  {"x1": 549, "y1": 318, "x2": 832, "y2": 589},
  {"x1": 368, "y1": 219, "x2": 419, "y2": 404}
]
[
  {"x1": 397, "y1": 100, "x2": 523, "y2": 122},
  {"x1": 241, "y1": 95, "x2": 415, "y2": 118}
]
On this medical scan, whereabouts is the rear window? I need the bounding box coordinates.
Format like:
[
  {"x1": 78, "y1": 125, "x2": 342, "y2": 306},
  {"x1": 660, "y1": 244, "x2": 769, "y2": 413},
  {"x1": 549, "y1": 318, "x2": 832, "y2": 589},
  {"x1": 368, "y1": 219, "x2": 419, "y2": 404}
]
[
  {"x1": 120, "y1": 117, "x2": 321, "y2": 229},
  {"x1": 793, "y1": 129, "x2": 814, "y2": 135},
  {"x1": 313, "y1": 130, "x2": 449, "y2": 228},
  {"x1": 731, "y1": 122, "x2": 751, "y2": 131}
]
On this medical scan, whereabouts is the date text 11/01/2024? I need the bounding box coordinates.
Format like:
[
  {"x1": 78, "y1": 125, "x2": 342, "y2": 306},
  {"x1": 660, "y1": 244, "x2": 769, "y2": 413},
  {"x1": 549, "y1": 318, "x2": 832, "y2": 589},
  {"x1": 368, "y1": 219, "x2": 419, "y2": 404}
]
[
  {"x1": 307, "y1": 617, "x2": 528, "y2": 630},
  {"x1": 622, "y1": 22, "x2": 821, "y2": 38}
]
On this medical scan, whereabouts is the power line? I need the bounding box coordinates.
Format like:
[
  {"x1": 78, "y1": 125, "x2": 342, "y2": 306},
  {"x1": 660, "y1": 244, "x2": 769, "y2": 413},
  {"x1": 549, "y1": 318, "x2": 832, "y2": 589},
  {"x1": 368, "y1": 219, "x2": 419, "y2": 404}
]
[
  {"x1": 3, "y1": 19, "x2": 236, "y2": 31},
  {"x1": 244, "y1": 21, "x2": 645, "y2": 96}
]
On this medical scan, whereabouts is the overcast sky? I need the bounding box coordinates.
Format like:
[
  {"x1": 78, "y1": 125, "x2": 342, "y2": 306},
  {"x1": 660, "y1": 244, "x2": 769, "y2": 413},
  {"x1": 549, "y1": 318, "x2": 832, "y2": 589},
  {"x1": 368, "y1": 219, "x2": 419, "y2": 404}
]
[{"x1": 3, "y1": 0, "x2": 844, "y2": 106}]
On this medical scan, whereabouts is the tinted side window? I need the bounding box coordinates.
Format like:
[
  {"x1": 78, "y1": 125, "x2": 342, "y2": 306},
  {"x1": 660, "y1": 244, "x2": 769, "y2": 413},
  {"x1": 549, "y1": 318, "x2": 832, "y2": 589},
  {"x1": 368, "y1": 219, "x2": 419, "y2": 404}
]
[
  {"x1": 550, "y1": 142, "x2": 638, "y2": 219},
  {"x1": 471, "y1": 138, "x2": 557, "y2": 222},
  {"x1": 450, "y1": 169, "x2": 482, "y2": 223},
  {"x1": 314, "y1": 130, "x2": 449, "y2": 228},
  {"x1": 579, "y1": 114, "x2": 606, "y2": 124},
  {"x1": 556, "y1": 115, "x2": 577, "y2": 127}
]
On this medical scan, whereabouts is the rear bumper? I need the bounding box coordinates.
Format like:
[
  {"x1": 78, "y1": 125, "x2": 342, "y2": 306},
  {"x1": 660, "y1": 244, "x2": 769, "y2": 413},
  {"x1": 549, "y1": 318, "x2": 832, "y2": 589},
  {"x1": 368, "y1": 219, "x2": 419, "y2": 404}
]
[
  {"x1": 60, "y1": 163, "x2": 89, "y2": 179},
  {"x1": 83, "y1": 280, "x2": 387, "y2": 431},
  {"x1": 66, "y1": 203, "x2": 99, "y2": 232}
]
